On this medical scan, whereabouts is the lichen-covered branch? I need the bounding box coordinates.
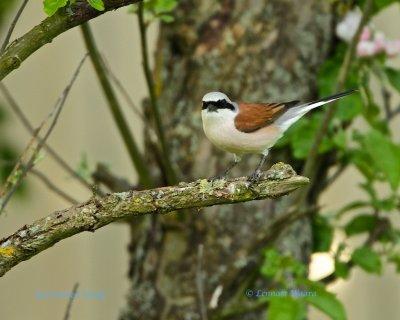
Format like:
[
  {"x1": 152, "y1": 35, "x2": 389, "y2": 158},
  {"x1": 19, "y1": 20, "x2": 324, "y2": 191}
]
[
  {"x1": 0, "y1": 0, "x2": 138, "y2": 81},
  {"x1": 0, "y1": 163, "x2": 307, "y2": 278}
]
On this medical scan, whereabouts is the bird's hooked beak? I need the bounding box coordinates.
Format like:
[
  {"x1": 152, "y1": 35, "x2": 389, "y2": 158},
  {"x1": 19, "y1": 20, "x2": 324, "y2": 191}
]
[{"x1": 202, "y1": 101, "x2": 218, "y2": 112}]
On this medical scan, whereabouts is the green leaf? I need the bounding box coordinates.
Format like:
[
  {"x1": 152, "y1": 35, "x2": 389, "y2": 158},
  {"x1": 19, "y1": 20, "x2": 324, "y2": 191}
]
[
  {"x1": 336, "y1": 93, "x2": 363, "y2": 121},
  {"x1": 352, "y1": 246, "x2": 382, "y2": 274},
  {"x1": 287, "y1": 114, "x2": 333, "y2": 159},
  {"x1": 336, "y1": 200, "x2": 370, "y2": 218},
  {"x1": 334, "y1": 260, "x2": 350, "y2": 279},
  {"x1": 317, "y1": 46, "x2": 344, "y2": 96},
  {"x1": 268, "y1": 296, "x2": 305, "y2": 320},
  {"x1": 385, "y1": 67, "x2": 400, "y2": 93},
  {"x1": 75, "y1": 153, "x2": 92, "y2": 182},
  {"x1": 159, "y1": 14, "x2": 174, "y2": 22},
  {"x1": 261, "y1": 248, "x2": 281, "y2": 278},
  {"x1": 153, "y1": 0, "x2": 178, "y2": 14},
  {"x1": 312, "y1": 216, "x2": 333, "y2": 252},
  {"x1": 87, "y1": 0, "x2": 105, "y2": 11},
  {"x1": 43, "y1": 0, "x2": 68, "y2": 16},
  {"x1": 304, "y1": 281, "x2": 347, "y2": 320},
  {"x1": 349, "y1": 149, "x2": 376, "y2": 181},
  {"x1": 332, "y1": 130, "x2": 347, "y2": 150},
  {"x1": 363, "y1": 130, "x2": 400, "y2": 190},
  {"x1": 344, "y1": 215, "x2": 377, "y2": 236}
]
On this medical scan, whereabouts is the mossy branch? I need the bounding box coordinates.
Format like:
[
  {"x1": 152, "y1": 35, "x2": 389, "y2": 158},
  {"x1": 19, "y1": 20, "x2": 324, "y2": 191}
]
[
  {"x1": 0, "y1": 0, "x2": 138, "y2": 81},
  {"x1": 0, "y1": 163, "x2": 308, "y2": 278}
]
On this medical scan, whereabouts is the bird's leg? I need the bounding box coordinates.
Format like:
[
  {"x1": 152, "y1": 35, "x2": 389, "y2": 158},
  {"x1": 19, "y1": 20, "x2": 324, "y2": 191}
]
[
  {"x1": 208, "y1": 154, "x2": 241, "y2": 181},
  {"x1": 248, "y1": 151, "x2": 269, "y2": 184}
]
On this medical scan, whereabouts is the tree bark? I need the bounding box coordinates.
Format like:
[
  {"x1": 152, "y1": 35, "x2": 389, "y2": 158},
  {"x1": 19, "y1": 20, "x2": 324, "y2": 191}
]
[
  {"x1": 0, "y1": 164, "x2": 306, "y2": 278},
  {"x1": 122, "y1": 1, "x2": 334, "y2": 319}
]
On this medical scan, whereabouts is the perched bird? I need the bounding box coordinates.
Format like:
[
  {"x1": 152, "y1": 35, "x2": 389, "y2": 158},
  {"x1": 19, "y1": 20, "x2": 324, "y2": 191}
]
[{"x1": 201, "y1": 90, "x2": 356, "y2": 182}]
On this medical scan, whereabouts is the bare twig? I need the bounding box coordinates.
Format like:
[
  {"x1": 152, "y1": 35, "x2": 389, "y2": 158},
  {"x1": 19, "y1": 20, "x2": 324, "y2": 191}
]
[
  {"x1": 0, "y1": 55, "x2": 87, "y2": 213},
  {"x1": 299, "y1": 0, "x2": 373, "y2": 200},
  {"x1": 381, "y1": 87, "x2": 392, "y2": 121},
  {"x1": 390, "y1": 105, "x2": 400, "y2": 120},
  {"x1": 0, "y1": 163, "x2": 308, "y2": 278},
  {"x1": 92, "y1": 163, "x2": 132, "y2": 192},
  {"x1": 320, "y1": 163, "x2": 347, "y2": 191},
  {"x1": 0, "y1": 0, "x2": 29, "y2": 54},
  {"x1": 63, "y1": 282, "x2": 79, "y2": 320},
  {"x1": 30, "y1": 169, "x2": 79, "y2": 205},
  {"x1": 0, "y1": 0, "x2": 139, "y2": 80},
  {"x1": 80, "y1": 23, "x2": 153, "y2": 188},
  {"x1": 0, "y1": 123, "x2": 45, "y2": 210},
  {"x1": 102, "y1": 57, "x2": 147, "y2": 122},
  {"x1": 196, "y1": 244, "x2": 208, "y2": 320},
  {"x1": 0, "y1": 83, "x2": 96, "y2": 193},
  {"x1": 137, "y1": 3, "x2": 178, "y2": 185}
]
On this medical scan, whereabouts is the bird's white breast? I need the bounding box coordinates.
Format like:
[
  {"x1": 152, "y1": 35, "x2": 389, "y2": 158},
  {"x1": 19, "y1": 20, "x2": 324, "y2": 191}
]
[{"x1": 201, "y1": 109, "x2": 282, "y2": 155}]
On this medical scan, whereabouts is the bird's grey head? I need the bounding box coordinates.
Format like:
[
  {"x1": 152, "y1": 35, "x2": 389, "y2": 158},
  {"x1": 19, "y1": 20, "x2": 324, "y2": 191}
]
[{"x1": 202, "y1": 92, "x2": 236, "y2": 113}]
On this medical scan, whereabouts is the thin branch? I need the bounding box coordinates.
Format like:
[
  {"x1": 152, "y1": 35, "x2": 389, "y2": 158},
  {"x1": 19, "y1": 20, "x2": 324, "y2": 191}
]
[
  {"x1": 0, "y1": 123, "x2": 44, "y2": 207},
  {"x1": 92, "y1": 163, "x2": 132, "y2": 192},
  {"x1": 196, "y1": 244, "x2": 208, "y2": 320},
  {"x1": 0, "y1": 163, "x2": 308, "y2": 278},
  {"x1": 0, "y1": 83, "x2": 96, "y2": 193},
  {"x1": 0, "y1": 0, "x2": 139, "y2": 81},
  {"x1": 381, "y1": 86, "x2": 392, "y2": 121},
  {"x1": 30, "y1": 169, "x2": 79, "y2": 205},
  {"x1": 0, "y1": 55, "x2": 87, "y2": 213},
  {"x1": 137, "y1": 3, "x2": 178, "y2": 185},
  {"x1": 299, "y1": 0, "x2": 373, "y2": 200},
  {"x1": 320, "y1": 163, "x2": 347, "y2": 191},
  {"x1": 390, "y1": 105, "x2": 400, "y2": 120},
  {"x1": 102, "y1": 57, "x2": 147, "y2": 122},
  {"x1": 63, "y1": 282, "x2": 79, "y2": 320},
  {"x1": 0, "y1": 0, "x2": 29, "y2": 54},
  {"x1": 80, "y1": 23, "x2": 153, "y2": 189}
]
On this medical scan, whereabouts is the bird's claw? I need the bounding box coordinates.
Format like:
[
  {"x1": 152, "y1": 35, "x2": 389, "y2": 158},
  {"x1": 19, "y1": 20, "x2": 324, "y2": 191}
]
[{"x1": 248, "y1": 170, "x2": 263, "y2": 184}]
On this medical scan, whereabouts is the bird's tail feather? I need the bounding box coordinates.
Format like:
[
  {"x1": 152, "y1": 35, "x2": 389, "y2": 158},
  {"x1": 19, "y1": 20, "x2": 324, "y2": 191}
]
[{"x1": 275, "y1": 89, "x2": 357, "y2": 131}]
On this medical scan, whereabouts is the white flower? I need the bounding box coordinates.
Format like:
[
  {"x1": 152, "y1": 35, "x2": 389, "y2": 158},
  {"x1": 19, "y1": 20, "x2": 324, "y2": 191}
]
[
  {"x1": 336, "y1": 9, "x2": 362, "y2": 42},
  {"x1": 357, "y1": 40, "x2": 378, "y2": 57}
]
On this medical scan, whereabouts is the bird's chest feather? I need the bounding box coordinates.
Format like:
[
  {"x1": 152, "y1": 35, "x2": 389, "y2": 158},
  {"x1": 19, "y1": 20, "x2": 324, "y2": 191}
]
[{"x1": 202, "y1": 110, "x2": 281, "y2": 154}]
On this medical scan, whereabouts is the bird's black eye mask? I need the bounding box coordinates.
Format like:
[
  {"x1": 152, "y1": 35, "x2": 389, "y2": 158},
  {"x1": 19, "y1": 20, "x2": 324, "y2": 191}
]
[{"x1": 202, "y1": 99, "x2": 235, "y2": 111}]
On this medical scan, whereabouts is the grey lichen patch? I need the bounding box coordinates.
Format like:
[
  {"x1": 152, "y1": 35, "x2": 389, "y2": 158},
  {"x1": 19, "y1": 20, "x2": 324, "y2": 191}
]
[
  {"x1": 266, "y1": 162, "x2": 296, "y2": 180},
  {"x1": 113, "y1": 191, "x2": 130, "y2": 201}
]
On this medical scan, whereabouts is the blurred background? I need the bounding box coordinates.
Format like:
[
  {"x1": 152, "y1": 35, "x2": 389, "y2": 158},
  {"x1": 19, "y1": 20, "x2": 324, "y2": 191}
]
[{"x1": 0, "y1": 1, "x2": 400, "y2": 319}]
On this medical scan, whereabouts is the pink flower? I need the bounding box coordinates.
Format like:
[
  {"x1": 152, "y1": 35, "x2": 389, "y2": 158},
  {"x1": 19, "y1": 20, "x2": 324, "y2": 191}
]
[
  {"x1": 384, "y1": 40, "x2": 400, "y2": 57},
  {"x1": 360, "y1": 27, "x2": 371, "y2": 41},
  {"x1": 373, "y1": 32, "x2": 386, "y2": 53}
]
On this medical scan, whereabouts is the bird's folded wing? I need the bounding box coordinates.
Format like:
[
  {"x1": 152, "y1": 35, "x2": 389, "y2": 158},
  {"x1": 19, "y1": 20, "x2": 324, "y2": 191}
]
[{"x1": 235, "y1": 101, "x2": 299, "y2": 133}]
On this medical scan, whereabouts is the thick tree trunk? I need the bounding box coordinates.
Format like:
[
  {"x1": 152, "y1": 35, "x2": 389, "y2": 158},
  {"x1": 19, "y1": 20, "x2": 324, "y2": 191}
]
[{"x1": 122, "y1": 1, "x2": 334, "y2": 319}]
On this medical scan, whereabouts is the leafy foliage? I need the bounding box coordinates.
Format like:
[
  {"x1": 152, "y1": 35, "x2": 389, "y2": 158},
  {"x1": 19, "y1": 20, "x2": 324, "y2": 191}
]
[
  {"x1": 43, "y1": 0, "x2": 105, "y2": 16},
  {"x1": 130, "y1": 0, "x2": 178, "y2": 24},
  {"x1": 260, "y1": 249, "x2": 347, "y2": 320},
  {"x1": 303, "y1": 281, "x2": 346, "y2": 320},
  {"x1": 272, "y1": 3, "x2": 400, "y2": 318}
]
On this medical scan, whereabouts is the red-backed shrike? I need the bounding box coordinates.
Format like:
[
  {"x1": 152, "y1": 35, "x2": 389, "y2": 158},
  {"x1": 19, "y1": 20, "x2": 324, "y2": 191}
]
[{"x1": 201, "y1": 90, "x2": 356, "y2": 182}]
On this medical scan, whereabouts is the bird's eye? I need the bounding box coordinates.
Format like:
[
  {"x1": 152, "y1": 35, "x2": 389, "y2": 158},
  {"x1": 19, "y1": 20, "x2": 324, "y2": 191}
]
[{"x1": 202, "y1": 102, "x2": 208, "y2": 109}]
